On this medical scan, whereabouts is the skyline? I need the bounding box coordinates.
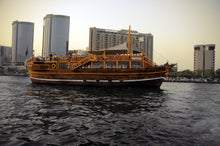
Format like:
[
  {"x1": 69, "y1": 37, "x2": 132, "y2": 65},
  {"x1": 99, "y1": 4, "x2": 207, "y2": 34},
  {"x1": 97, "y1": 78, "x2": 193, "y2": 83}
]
[{"x1": 0, "y1": 0, "x2": 219, "y2": 71}]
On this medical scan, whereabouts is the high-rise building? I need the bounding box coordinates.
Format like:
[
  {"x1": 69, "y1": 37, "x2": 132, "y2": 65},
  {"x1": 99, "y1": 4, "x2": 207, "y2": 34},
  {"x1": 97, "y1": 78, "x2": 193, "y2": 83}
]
[
  {"x1": 194, "y1": 44, "x2": 215, "y2": 72},
  {"x1": 12, "y1": 21, "x2": 34, "y2": 63},
  {"x1": 42, "y1": 14, "x2": 70, "y2": 57},
  {"x1": 0, "y1": 46, "x2": 12, "y2": 65},
  {"x1": 89, "y1": 27, "x2": 153, "y2": 60}
]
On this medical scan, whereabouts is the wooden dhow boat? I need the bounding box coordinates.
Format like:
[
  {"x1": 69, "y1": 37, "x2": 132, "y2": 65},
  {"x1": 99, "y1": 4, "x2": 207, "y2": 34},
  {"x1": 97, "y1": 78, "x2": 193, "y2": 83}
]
[{"x1": 27, "y1": 26, "x2": 174, "y2": 88}]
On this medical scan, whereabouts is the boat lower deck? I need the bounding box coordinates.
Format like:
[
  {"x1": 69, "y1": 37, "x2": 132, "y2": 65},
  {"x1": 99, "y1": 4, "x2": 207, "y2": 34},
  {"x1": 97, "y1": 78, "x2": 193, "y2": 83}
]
[{"x1": 30, "y1": 76, "x2": 165, "y2": 87}]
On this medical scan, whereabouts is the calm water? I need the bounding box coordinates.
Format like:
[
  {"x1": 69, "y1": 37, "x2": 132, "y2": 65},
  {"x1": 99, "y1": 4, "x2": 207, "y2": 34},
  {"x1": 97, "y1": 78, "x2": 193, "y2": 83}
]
[{"x1": 0, "y1": 76, "x2": 220, "y2": 146}]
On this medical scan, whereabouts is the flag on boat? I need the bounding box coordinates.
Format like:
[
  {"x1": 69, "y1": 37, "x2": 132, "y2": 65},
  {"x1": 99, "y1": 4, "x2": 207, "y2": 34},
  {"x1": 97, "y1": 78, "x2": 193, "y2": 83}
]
[{"x1": 25, "y1": 48, "x2": 28, "y2": 56}]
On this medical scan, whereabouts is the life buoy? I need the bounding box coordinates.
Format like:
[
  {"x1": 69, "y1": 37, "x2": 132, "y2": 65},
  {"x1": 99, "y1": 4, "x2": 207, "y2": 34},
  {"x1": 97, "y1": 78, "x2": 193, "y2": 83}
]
[{"x1": 51, "y1": 64, "x2": 56, "y2": 69}]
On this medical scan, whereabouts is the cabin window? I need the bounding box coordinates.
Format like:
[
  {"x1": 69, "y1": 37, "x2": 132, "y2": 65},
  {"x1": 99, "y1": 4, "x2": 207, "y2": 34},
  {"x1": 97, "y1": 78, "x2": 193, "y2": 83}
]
[
  {"x1": 93, "y1": 62, "x2": 104, "y2": 69},
  {"x1": 59, "y1": 63, "x2": 68, "y2": 69},
  {"x1": 118, "y1": 61, "x2": 129, "y2": 69},
  {"x1": 105, "y1": 62, "x2": 116, "y2": 69},
  {"x1": 132, "y1": 62, "x2": 143, "y2": 69}
]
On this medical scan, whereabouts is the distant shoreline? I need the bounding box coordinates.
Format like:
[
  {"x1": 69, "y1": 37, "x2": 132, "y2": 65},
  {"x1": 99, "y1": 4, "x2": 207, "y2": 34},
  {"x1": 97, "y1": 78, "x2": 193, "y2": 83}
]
[
  {"x1": 165, "y1": 80, "x2": 220, "y2": 84},
  {"x1": 0, "y1": 73, "x2": 28, "y2": 77}
]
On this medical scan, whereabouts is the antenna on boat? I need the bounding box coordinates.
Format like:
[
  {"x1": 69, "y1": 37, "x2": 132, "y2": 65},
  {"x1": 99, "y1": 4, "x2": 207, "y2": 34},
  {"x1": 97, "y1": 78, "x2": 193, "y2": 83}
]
[{"x1": 127, "y1": 25, "x2": 131, "y2": 54}]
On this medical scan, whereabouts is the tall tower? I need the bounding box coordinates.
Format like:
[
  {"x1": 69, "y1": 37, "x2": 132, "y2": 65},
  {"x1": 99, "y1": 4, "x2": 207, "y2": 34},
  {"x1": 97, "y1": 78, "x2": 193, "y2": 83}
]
[
  {"x1": 194, "y1": 44, "x2": 215, "y2": 74},
  {"x1": 12, "y1": 21, "x2": 34, "y2": 63},
  {"x1": 42, "y1": 14, "x2": 70, "y2": 57},
  {"x1": 143, "y1": 34, "x2": 153, "y2": 60}
]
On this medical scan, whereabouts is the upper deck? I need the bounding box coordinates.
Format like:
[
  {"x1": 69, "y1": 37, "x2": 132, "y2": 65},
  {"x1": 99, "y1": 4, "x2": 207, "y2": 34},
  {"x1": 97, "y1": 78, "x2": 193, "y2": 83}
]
[{"x1": 27, "y1": 53, "x2": 158, "y2": 72}]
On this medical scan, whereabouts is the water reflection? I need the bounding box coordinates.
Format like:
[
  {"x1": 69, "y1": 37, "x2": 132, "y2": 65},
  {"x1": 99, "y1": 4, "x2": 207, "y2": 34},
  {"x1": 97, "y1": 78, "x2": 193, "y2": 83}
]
[
  {"x1": 27, "y1": 84, "x2": 166, "y2": 114},
  {"x1": 14, "y1": 84, "x2": 167, "y2": 145}
]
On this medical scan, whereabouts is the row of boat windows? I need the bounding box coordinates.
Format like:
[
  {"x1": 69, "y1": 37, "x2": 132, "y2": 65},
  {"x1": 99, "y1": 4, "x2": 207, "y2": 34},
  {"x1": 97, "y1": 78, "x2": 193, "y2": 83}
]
[
  {"x1": 58, "y1": 61, "x2": 143, "y2": 69},
  {"x1": 90, "y1": 62, "x2": 143, "y2": 69}
]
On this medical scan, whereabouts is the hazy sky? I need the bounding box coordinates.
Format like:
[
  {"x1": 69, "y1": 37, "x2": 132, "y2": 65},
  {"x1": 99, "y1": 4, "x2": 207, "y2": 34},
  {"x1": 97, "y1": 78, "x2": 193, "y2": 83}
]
[{"x1": 0, "y1": 0, "x2": 219, "y2": 71}]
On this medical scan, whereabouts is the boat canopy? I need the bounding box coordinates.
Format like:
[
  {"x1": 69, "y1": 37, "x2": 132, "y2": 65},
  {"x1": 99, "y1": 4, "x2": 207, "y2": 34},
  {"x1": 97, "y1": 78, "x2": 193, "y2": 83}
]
[{"x1": 89, "y1": 42, "x2": 141, "y2": 55}]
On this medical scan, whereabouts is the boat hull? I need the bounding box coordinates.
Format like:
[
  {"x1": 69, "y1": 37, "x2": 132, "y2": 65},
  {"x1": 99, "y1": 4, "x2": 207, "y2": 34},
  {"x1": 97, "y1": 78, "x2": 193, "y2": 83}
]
[
  {"x1": 27, "y1": 54, "x2": 174, "y2": 88},
  {"x1": 30, "y1": 76, "x2": 165, "y2": 88}
]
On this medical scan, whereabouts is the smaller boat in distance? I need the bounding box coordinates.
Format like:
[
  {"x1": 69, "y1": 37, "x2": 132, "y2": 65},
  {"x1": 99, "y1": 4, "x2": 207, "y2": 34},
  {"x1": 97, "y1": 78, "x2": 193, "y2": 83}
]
[{"x1": 27, "y1": 26, "x2": 174, "y2": 88}]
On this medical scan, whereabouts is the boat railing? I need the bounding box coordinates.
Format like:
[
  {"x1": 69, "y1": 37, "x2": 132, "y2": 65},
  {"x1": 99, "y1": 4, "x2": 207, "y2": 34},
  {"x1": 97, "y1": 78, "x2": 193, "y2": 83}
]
[
  {"x1": 93, "y1": 54, "x2": 144, "y2": 61},
  {"x1": 29, "y1": 55, "x2": 90, "y2": 62},
  {"x1": 143, "y1": 56, "x2": 156, "y2": 66},
  {"x1": 29, "y1": 54, "x2": 149, "y2": 64}
]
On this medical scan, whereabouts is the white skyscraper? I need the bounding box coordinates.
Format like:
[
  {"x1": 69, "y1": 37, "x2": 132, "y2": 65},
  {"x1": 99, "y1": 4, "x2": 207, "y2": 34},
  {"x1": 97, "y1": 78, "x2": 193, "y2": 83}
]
[
  {"x1": 42, "y1": 14, "x2": 70, "y2": 57},
  {"x1": 12, "y1": 21, "x2": 34, "y2": 63}
]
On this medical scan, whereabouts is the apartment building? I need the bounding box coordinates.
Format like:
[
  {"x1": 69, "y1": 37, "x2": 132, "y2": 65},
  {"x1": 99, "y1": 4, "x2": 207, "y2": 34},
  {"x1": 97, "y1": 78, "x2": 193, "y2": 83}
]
[
  {"x1": 194, "y1": 44, "x2": 215, "y2": 72},
  {"x1": 89, "y1": 27, "x2": 153, "y2": 60}
]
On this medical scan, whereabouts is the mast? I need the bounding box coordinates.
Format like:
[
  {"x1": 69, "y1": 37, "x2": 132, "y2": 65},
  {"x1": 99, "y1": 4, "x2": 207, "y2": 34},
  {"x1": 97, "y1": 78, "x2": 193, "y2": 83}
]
[{"x1": 127, "y1": 25, "x2": 131, "y2": 54}]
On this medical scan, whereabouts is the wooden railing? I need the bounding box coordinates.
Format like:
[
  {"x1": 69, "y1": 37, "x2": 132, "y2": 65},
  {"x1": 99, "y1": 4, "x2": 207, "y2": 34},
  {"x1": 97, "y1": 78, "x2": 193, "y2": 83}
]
[
  {"x1": 70, "y1": 57, "x2": 90, "y2": 70},
  {"x1": 28, "y1": 53, "x2": 160, "y2": 71}
]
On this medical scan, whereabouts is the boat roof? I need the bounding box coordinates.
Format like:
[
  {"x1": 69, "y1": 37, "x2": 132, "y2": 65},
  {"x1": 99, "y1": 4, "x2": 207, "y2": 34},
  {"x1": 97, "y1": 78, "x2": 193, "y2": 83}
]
[{"x1": 89, "y1": 49, "x2": 141, "y2": 55}]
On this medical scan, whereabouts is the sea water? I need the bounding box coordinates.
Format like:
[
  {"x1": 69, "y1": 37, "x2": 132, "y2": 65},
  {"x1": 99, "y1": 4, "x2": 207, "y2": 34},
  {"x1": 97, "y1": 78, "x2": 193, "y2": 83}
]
[{"x1": 0, "y1": 76, "x2": 220, "y2": 145}]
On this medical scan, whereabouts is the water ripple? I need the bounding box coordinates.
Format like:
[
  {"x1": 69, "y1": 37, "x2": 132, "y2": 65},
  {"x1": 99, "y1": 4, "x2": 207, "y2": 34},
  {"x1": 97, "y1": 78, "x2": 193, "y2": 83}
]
[{"x1": 0, "y1": 76, "x2": 220, "y2": 145}]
